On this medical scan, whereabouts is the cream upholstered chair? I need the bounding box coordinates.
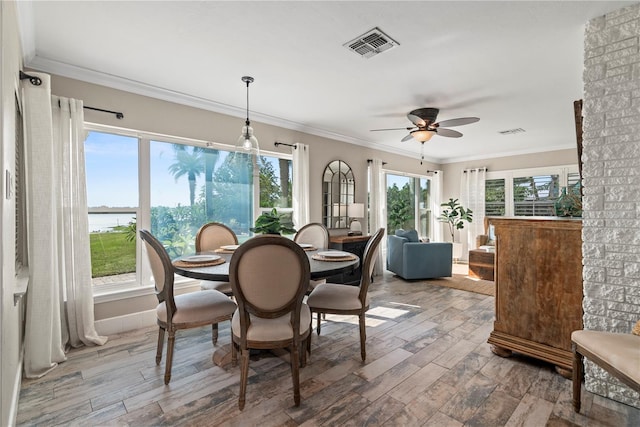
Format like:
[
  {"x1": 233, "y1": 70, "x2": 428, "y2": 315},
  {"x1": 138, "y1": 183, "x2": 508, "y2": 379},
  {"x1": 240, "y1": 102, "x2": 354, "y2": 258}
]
[
  {"x1": 229, "y1": 235, "x2": 311, "y2": 410},
  {"x1": 571, "y1": 328, "x2": 640, "y2": 412},
  {"x1": 306, "y1": 227, "x2": 385, "y2": 362},
  {"x1": 294, "y1": 222, "x2": 330, "y2": 292},
  {"x1": 196, "y1": 222, "x2": 238, "y2": 296},
  {"x1": 139, "y1": 229, "x2": 237, "y2": 385}
]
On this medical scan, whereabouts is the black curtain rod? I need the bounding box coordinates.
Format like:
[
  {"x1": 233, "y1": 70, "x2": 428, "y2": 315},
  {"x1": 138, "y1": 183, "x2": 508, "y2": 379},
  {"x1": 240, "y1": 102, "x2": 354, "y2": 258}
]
[
  {"x1": 20, "y1": 71, "x2": 42, "y2": 86},
  {"x1": 367, "y1": 159, "x2": 387, "y2": 165},
  {"x1": 83, "y1": 106, "x2": 124, "y2": 120},
  {"x1": 426, "y1": 170, "x2": 439, "y2": 174},
  {"x1": 274, "y1": 142, "x2": 296, "y2": 149}
]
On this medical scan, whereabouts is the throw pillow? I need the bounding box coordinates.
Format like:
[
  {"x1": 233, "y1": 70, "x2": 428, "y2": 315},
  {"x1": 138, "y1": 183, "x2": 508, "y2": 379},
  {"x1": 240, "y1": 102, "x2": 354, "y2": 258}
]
[{"x1": 395, "y1": 229, "x2": 419, "y2": 242}]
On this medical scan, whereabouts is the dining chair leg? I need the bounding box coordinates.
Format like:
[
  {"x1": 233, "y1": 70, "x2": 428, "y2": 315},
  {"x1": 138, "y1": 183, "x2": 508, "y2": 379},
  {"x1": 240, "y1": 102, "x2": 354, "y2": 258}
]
[
  {"x1": 316, "y1": 311, "x2": 322, "y2": 335},
  {"x1": 211, "y1": 323, "x2": 219, "y2": 345},
  {"x1": 359, "y1": 314, "x2": 366, "y2": 362},
  {"x1": 156, "y1": 326, "x2": 165, "y2": 365},
  {"x1": 291, "y1": 343, "x2": 301, "y2": 407},
  {"x1": 164, "y1": 330, "x2": 176, "y2": 384},
  {"x1": 572, "y1": 346, "x2": 583, "y2": 413},
  {"x1": 239, "y1": 347, "x2": 250, "y2": 410},
  {"x1": 231, "y1": 339, "x2": 238, "y2": 367}
]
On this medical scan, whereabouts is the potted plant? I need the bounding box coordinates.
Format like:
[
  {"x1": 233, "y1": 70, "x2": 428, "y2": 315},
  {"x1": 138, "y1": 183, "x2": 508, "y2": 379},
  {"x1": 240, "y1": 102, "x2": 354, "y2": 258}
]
[
  {"x1": 251, "y1": 208, "x2": 297, "y2": 235},
  {"x1": 437, "y1": 198, "x2": 473, "y2": 259}
]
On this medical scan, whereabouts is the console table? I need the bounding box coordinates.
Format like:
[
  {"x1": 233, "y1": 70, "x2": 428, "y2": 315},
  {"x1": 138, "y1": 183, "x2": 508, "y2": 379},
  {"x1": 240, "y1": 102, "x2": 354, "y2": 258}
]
[
  {"x1": 487, "y1": 217, "x2": 583, "y2": 377},
  {"x1": 327, "y1": 234, "x2": 371, "y2": 285}
]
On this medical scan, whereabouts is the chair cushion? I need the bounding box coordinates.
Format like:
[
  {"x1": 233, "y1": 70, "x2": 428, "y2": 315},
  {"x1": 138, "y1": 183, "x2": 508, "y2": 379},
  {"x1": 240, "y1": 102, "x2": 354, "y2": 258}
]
[
  {"x1": 572, "y1": 330, "x2": 640, "y2": 385},
  {"x1": 395, "y1": 229, "x2": 419, "y2": 242},
  {"x1": 200, "y1": 280, "x2": 233, "y2": 295},
  {"x1": 232, "y1": 303, "x2": 311, "y2": 342},
  {"x1": 156, "y1": 290, "x2": 236, "y2": 325},
  {"x1": 306, "y1": 283, "x2": 368, "y2": 311}
]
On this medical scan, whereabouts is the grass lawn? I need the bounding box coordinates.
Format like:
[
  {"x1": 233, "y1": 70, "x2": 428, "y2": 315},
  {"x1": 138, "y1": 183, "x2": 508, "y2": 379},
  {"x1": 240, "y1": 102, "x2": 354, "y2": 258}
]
[{"x1": 90, "y1": 231, "x2": 136, "y2": 277}]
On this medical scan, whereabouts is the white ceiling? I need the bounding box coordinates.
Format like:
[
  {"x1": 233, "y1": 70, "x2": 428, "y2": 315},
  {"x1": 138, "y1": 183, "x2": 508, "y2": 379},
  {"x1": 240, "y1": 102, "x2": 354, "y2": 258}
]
[{"x1": 17, "y1": 1, "x2": 636, "y2": 163}]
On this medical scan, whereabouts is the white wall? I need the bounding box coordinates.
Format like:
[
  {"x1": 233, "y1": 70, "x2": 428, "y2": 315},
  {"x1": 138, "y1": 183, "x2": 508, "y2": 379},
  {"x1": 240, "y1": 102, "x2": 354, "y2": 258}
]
[
  {"x1": 1, "y1": 1, "x2": 26, "y2": 425},
  {"x1": 582, "y1": 3, "x2": 640, "y2": 408}
]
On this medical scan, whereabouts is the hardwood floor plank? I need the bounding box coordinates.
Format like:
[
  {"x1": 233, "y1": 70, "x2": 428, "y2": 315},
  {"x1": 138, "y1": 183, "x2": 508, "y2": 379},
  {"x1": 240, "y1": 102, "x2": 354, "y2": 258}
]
[
  {"x1": 504, "y1": 392, "x2": 554, "y2": 427},
  {"x1": 387, "y1": 362, "x2": 448, "y2": 404}
]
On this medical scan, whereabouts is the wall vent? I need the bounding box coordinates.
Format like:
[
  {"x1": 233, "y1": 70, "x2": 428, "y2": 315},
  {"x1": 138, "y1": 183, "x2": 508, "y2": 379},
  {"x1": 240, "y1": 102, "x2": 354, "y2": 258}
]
[
  {"x1": 498, "y1": 128, "x2": 526, "y2": 135},
  {"x1": 344, "y1": 27, "x2": 399, "y2": 59}
]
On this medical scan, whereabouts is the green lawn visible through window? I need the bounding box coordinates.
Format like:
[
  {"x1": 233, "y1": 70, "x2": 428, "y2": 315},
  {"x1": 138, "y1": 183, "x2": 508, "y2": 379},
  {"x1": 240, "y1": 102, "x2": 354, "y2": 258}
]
[{"x1": 90, "y1": 230, "x2": 136, "y2": 277}]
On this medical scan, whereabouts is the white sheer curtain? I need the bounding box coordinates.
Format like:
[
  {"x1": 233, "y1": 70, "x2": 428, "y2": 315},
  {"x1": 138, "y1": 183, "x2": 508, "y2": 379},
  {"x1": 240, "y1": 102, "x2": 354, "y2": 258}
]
[
  {"x1": 292, "y1": 142, "x2": 310, "y2": 228},
  {"x1": 368, "y1": 159, "x2": 386, "y2": 276},
  {"x1": 22, "y1": 72, "x2": 107, "y2": 378},
  {"x1": 460, "y1": 167, "x2": 486, "y2": 250},
  {"x1": 430, "y1": 170, "x2": 444, "y2": 242}
]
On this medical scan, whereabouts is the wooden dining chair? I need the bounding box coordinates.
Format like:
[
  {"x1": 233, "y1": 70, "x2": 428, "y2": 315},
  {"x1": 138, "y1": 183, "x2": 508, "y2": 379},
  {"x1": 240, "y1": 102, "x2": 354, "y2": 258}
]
[
  {"x1": 306, "y1": 227, "x2": 385, "y2": 362},
  {"x1": 294, "y1": 222, "x2": 330, "y2": 293},
  {"x1": 139, "y1": 229, "x2": 237, "y2": 384},
  {"x1": 229, "y1": 235, "x2": 312, "y2": 409},
  {"x1": 196, "y1": 222, "x2": 238, "y2": 296}
]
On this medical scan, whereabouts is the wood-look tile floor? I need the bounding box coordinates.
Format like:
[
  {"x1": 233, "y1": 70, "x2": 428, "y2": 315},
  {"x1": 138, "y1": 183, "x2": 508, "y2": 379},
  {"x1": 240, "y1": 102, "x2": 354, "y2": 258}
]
[{"x1": 17, "y1": 271, "x2": 640, "y2": 426}]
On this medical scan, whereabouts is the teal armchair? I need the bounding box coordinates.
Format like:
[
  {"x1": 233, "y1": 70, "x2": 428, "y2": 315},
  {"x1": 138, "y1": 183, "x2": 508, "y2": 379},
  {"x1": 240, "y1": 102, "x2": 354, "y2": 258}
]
[{"x1": 386, "y1": 230, "x2": 452, "y2": 280}]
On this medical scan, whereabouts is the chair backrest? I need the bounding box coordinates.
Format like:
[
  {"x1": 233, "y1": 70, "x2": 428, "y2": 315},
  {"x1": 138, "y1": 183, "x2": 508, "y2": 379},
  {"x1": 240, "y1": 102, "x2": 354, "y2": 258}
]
[
  {"x1": 230, "y1": 235, "x2": 310, "y2": 331},
  {"x1": 358, "y1": 228, "x2": 385, "y2": 302},
  {"x1": 196, "y1": 222, "x2": 238, "y2": 252},
  {"x1": 139, "y1": 229, "x2": 177, "y2": 317},
  {"x1": 294, "y1": 222, "x2": 329, "y2": 249}
]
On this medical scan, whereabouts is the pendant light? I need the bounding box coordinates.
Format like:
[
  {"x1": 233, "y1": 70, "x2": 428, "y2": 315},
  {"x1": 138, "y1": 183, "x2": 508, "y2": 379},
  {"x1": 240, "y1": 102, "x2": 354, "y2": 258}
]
[{"x1": 237, "y1": 76, "x2": 260, "y2": 156}]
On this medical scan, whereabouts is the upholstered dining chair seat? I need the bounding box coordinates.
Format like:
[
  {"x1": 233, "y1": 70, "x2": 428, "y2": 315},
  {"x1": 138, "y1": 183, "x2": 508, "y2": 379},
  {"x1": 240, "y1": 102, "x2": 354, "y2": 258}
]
[
  {"x1": 156, "y1": 290, "x2": 237, "y2": 325},
  {"x1": 200, "y1": 280, "x2": 233, "y2": 295},
  {"x1": 232, "y1": 303, "x2": 311, "y2": 342},
  {"x1": 306, "y1": 283, "x2": 369, "y2": 311},
  {"x1": 572, "y1": 331, "x2": 640, "y2": 384}
]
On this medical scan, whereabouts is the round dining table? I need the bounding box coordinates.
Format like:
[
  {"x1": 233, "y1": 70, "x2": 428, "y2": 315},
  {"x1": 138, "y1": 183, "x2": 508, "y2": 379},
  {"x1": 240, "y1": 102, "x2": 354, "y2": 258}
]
[
  {"x1": 172, "y1": 247, "x2": 360, "y2": 367},
  {"x1": 172, "y1": 248, "x2": 360, "y2": 282}
]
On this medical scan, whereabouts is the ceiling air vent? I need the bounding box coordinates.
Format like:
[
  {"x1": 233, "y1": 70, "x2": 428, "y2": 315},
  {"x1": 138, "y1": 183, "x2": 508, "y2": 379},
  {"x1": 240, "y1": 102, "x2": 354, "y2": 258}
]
[
  {"x1": 344, "y1": 27, "x2": 399, "y2": 59},
  {"x1": 498, "y1": 128, "x2": 526, "y2": 135}
]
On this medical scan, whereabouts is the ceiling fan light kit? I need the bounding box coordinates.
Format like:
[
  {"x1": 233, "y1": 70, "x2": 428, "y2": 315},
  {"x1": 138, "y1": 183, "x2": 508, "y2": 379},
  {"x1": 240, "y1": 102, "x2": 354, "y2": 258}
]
[{"x1": 371, "y1": 106, "x2": 479, "y2": 143}]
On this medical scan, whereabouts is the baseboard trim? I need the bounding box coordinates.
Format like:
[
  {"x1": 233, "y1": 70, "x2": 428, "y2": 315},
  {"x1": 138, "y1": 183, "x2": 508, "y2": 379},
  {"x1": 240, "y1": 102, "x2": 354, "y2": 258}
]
[{"x1": 95, "y1": 309, "x2": 157, "y2": 336}]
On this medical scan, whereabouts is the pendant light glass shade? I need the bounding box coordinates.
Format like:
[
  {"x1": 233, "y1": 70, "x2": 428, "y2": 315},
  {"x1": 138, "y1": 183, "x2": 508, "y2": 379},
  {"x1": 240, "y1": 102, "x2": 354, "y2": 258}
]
[
  {"x1": 237, "y1": 123, "x2": 260, "y2": 155},
  {"x1": 236, "y1": 76, "x2": 260, "y2": 156}
]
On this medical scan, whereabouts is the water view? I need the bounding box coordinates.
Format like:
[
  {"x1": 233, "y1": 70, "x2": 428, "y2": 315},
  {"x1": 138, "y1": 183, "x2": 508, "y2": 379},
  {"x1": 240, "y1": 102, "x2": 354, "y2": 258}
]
[{"x1": 89, "y1": 212, "x2": 136, "y2": 233}]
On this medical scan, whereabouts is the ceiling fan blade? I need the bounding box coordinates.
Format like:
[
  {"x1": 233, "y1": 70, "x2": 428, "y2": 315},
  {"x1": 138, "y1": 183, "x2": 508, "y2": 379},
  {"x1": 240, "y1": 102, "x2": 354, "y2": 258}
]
[
  {"x1": 401, "y1": 134, "x2": 414, "y2": 142},
  {"x1": 435, "y1": 117, "x2": 480, "y2": 128},
  {"x1": 407, "y1": 114, "x2": 426, "y2": 128},
  {"x1": 370, "y1": 126, "x2": 415, "y2": 132},
  {"x1": 436, "y1": 128, "x2": 463, "y2": 138}
]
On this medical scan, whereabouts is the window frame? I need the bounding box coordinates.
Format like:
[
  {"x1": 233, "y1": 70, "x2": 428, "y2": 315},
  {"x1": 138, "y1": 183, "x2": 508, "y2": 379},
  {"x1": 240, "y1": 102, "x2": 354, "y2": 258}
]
[
  {"x1": 485, "y1": 164, "x2": 579, "y2": 217},
  {"x1": 85, "y1": 123, "x2": 293, "y2": 299},
  {"x1": 383, "y1": 168, "x2": 433, "y2": 240}
]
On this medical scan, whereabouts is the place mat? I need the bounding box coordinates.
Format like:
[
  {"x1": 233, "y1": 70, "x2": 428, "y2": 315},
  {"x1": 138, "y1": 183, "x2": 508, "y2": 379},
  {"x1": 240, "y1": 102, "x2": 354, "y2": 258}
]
[
  {"x1": 213, "y1": 248, "x2": 235, "y2": 254},
  {"x1": 312, "y1": 253, "x2": 357, "y2": 262},
  {"x1": 173, "y1": 257, "x2": 226, "y2": 268}
]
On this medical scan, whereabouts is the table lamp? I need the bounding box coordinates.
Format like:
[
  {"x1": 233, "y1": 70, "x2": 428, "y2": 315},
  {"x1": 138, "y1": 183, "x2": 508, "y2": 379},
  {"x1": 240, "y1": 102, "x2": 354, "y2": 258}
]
[{"x1": 348, "y1": 203, "x2": 364, "y2": 234}]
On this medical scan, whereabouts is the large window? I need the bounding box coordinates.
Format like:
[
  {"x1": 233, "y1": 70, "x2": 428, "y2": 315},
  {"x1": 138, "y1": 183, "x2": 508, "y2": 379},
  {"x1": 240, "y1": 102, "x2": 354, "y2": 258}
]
[
  {"x1": 86, "y1": 128, "x2": 292, "y2": 290},
  {"x1": 485, "y1": 166, "x2": 579, "y2": 217},
  {"x1": 386, "y1": 173, "x2": 431, "y2": 239}
]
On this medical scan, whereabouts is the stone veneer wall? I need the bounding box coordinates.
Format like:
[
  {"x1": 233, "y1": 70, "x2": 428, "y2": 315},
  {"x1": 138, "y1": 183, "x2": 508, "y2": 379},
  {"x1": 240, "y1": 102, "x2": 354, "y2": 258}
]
[{"x1": 582, "y1": 3, "x2": 640, "y2": 409}]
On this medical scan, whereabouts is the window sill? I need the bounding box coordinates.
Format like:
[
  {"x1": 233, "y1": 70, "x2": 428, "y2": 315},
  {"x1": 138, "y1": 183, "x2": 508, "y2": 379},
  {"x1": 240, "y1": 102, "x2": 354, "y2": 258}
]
[{"x1": 93, "y1": 276, "x2": 200, "y2": 304}]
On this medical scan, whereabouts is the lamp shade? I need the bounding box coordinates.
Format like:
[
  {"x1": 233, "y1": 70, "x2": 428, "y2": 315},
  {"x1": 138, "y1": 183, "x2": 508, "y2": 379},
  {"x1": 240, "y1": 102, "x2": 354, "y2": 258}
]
[
  {"x1": 411, "y1": 129, "x2": 436, "y2": 142},
  {"x1": 348, "y1": 203, "x2": 364, "y2": 218}
]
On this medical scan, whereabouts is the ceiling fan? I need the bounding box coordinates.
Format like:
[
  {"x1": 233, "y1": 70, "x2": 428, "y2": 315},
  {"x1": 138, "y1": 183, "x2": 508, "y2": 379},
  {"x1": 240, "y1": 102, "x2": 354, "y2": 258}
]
[{"x1": 371, "y1": 107, "x2": 479, "y2": 142}]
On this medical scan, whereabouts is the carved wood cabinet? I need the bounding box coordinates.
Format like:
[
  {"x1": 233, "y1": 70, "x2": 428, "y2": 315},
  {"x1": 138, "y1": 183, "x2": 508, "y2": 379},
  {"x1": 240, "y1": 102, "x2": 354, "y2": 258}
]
[{"x1": 487, "y1": 217, "x2": 583, "y2": 376}]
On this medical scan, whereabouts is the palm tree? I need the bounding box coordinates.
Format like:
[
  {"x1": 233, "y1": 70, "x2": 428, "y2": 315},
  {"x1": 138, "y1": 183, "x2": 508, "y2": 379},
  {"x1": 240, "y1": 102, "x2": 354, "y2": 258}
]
[{"x1": 168, "y1": 145, "x2": 204, "y2": 206}]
